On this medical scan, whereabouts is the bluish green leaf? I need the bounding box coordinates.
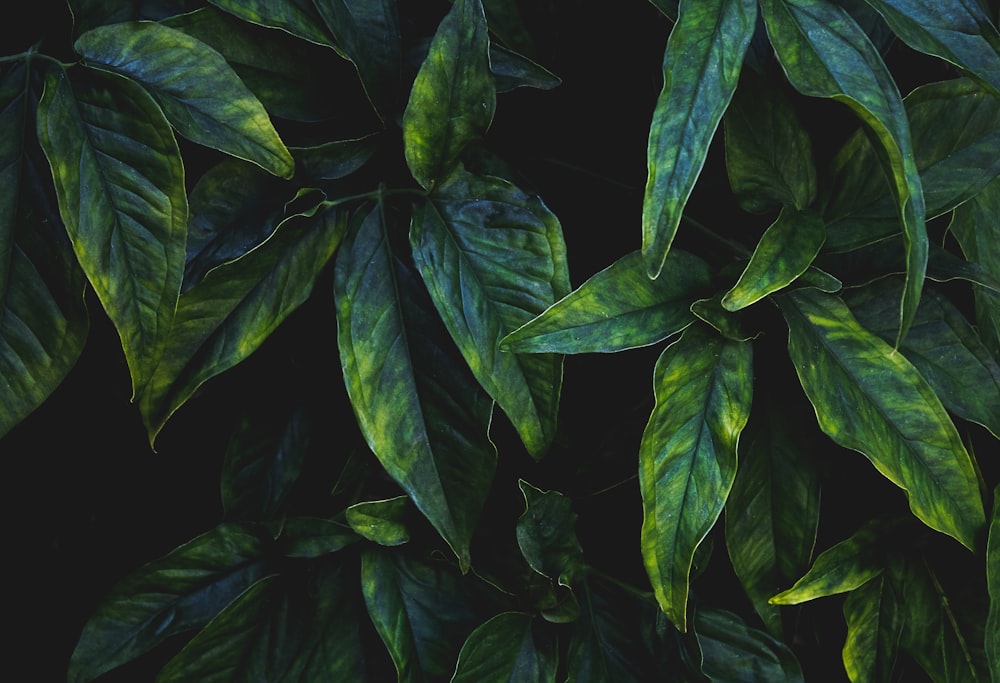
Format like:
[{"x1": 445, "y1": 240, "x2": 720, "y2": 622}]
[
  {"x1": 722, "y1": 208, "x2": 825, "y2": 311},
  {"x1": 640, "y1": 324, "x2": 753, "y2": 631},
  {"x1": 158, "y1": 562, "x2": 366, "y2": 682},
  {"x1": 275, "y1": 517, "x2": 358, "y2": 559},
  {"x1": 68, "y1": 0, "x2": 202, "y2": 37},
  {"x1": 403, "y1": 0, "x2": 495, "y2": 189},
  {"x1": 516, "y1": 481, "x2": 584, "y2": 588},
  {"x1": 37, "y1": 66, "x2": 186, "y2": 398},
  {"x1": 411, "y1": 168, "x2": 570, "y2": 457},
  {"x1": 951, "y1": 176, "x2": 1000, "y2": 360},
  {"x1": 290, "y1": 135, "x2": 380, "y2": 182},
  {"x1": 139, "y1": 200, "x2": 347, "y2": 444},
  {"x1": 336, "y1": 204, "x2": 497, "y2": 570},
  {"x1": 642, "y1": 0, "x2": 756, "y2": 277},
  {"x1": 208, "y1": 0, "x2": 337, "y2": 48},
  {"x1": 451, "y1": 612, "x2": 558, "y2": 683},
  {"x1": 693, "y1": 606, "x2": 805, "y2": 682},
  {"x1": 501, "y1": 250, "x2": 710, "y2": 354},
  {"x1": 760, "y1": 0, "x2": 927, "y2": 345},
  {"x1": 68, "y1": 523, "x2": 269, "y2": 683},
  {"x1": 842, "y1": 572, "x2": 904, "y2": 683},
  {"x1": 75, "y1": 21, "x2": 295, "y2": 178},
  {"x1": 778, "y1": 289, "x2": 985, "y2": 550},
  {"x1": 987, "y1": 486, "x2": 1000, "y2": 681},
  {"x1": 490, "y1": 45, "x2": 561, "y2": 92},
  {"x1": 347, "y1": 496, "x2": 414, "y2": 547}
]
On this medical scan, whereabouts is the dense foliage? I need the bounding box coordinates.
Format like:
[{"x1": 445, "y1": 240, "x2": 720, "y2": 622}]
[{"x1": 6, "y1": 0, "x2": 1000, "y2": 680}]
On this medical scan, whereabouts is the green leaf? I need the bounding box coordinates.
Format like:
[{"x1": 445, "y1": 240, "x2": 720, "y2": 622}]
[
  {"x1": 725, "y1": 396, "x2": 821, "y2": 634},
  {"x1": 158, "y1": 562, "x2": 366, "y2": 682},
  {"x1": 75, "y1": 21, "x2": 294, "y2": 179},
  {"x1": 987, "y1": 486, "x2": 1000, "y2": 681},
  {"x1": 347, "y1": 496, "x2": 414, "y2": 547},
  {"x1": 951, "y1": 176, "x2": 1000, "y2": 360},
  {"x1": 275, "y1": 517, "x2": 358, "y2": 559},
  {"x1": 0, "y1": 62, "x2": 88, "y2": 438},
  {"x1": 721, "y1": 208, "x2": 826, "y2": 311},
  {"x1": 846, "y1": 279, "x2": 1000, "y2": 438},
  {"x1": 516, "y1": 481, "x2": 584, "y2": 588},
  {"x1": 403, "y1": 0, "x2": 495, "y2": 189},
  {"x1": 411, "y1": 168, "x2": 570, "y2": 457},
  {"x1": 208, "y1": 0, "x2": 337, "y2": 49},
  {"x1": 139, "y1": 200, "x2": 347, "y2": 443},
  {"x1": 842, "y1": 572, "x2": 904, "y2": 683},
  {"x1": 860, "y1": 0, "x2": 1000, "y2": 96},
  {"x1": 648, "y1": 0, "x2": 679, "y2": 21},
  {"x1": 68, "y1": 523, "x2": 269, "y2": 683},
  {"x1": 67, "y1": 0, "x2": 202, "y2": 37},
  {"x1": 760, "y1": 0, "x2": 927, "y2": 345},
  {"x1": 290, "y1": 135, "x2": 380, "y2": 182},
  {"x1": 693, "y1": 606, "x2": 805, "y2": 682},
  {"x1": 501, "y1": 249, "x2": 710, "y2": 354},
  {"x1": 37, "y1": 66, "x2": 186, "y2": 397},
  {"x1": 640, "y1": 324, "x2": 753, "y2": 631},
  {"x1": 778, "y1": 289, "x2": 985, "y2": 550},
  {"x1": 451, "y1": 612, "x2": 558, "y2": 683},
  {"x1": 769, "y1": 519, "x2": 891, "y2": 605},
  {"x1": 642, "y1": 0, "x2": 756, "y2": 277},
  {"x1": 723, "y1": 70, "x2": 817, "y2": 213},
  {"x1": 691, "y1": 294, "x2": 759, "y2": 342},
  {"x1": 335, "y1": 203, "x2": 497, "y2": 570},
  {"x1": 490, "y1": 45, "x2": 561, "y2": 93}
]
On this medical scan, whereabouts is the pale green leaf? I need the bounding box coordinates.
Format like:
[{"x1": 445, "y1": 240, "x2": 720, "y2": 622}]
[
  {"x1": 347, "y1": 496, "x2": 413, "y2": 547},
  {"x1": 842, "y1": 572, "x2": 904, "y2": 683},
  {"x1": 451, "y1": 612, "x2": 558, "y2": 683}
]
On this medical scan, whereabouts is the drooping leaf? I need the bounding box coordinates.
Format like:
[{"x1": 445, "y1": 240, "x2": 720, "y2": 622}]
[
  {"x1": 208, "y1": 0, "x2": 337, "y2": 49},
  {"x1": 347, "y1": 496, "x2": 414, "y2": 547},
  {"x1": 501, "y1": 249, "x2": 710, "y2": 354},
  {"x1": 67, "y1": 523, "x2": 270, "y2": 683},
  {"x1": 403, "y1": 0, "x2": 495, "y2": 189},
  {"x1": 451, "y1": 612, "x2": 558, "y2": 683},
  {"x1": 693, "y1": 606, "x2": 805, "y2": 682},
  {"x1": 951, "y1": 175, "x2": 1000, "y2": 359},
  {"x1": 516, "y1": 481, "x2": 584, "y2": 588},
  {"x1": 411, "y1": 167, "x2": 570, "y2": 457},
  {"x1": 158, "y1": 561, "x2": 366, "y2": 682},
  {"x1": 640, "y1": 324, "x2": 753, "y2": 631},
  {"x1": 987, "y1": 486, "x2": 1000, "y2": 680},
  {"x1": 642, "y1": 0, "x2": 756, "y2": 277},
  {"x1": 335, "y1": 203, "x2": 497, "y2": 570},
  {"x1": 760, "y1": 0, "x2": 927, "y2": 345},
  {"x1": 842, "y1": 571, "x2": 904, "y2": 683},
  {"x1": 778, "y1": 289, "x2": 985, "y2": 550},
  {"x1": 75, "y1": 21, "x2": 295, "y2": 178},
  {"x1": 37, "y1": 66, "x2": 186, "y2": 397},
  {"x1": 721, "y1": 208, "x2": 825, "y2": 311},
  {"x1": 139, "y1": 200, "x2": 347, "y2": 443}
]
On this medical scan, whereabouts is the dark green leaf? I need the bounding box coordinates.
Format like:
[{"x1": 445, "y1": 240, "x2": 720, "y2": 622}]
[
  {"x1": 778, "y1": 289, "x2": 985, "y2": 550},
  {"x1": 693, "y1": 606, "x2": 805, "y2": 682},
  {"x1": 275, "y1": 517, "x2": 358, "y2": 559},
  {"x1": 411, "y1": 168, "x2": 570, "y2": 457},
  {"x1": 403, "y1": 0, "x2": 495, "y2": 189},
  {"x1": 68, "y1": 523, "x2": 269, "y2": 683},
  {"x1": 648, "y1": 0, "x2": 679, "y2": 21},
  {"x1": 842, "y1": 572, "x2": 904, "y2": 683},
  {"x1": 451, "y1": 612, "x2": 558, "y2": 683},
  {"x1": 208, "y1": 0, "x2": 337, "y2": 48},
  {"x1": 501, "y1": 249, "x2": 710, "y2": 354},
  {"x1": 642, "y1": 0, "x2": 756, "y2": 277},
  {"x1": 722, "y1": 208, "x2": 825, "y2": 311},
  {"x1": 490, "y1": 45, "x2": 561, "y2": 93},
  {"x1": 951, "y1": 176, "x2": 1000, "y2": 360},
  {"x1": 690, "y1": 294, "x2": 758, "y2": 342},
  {"x1": 348, "y1": 496, "x2": 414, "y2": 547},
  {"x1": 290, "y1": 135, "x2": 380, "y2": 181},
  {"x1": 37, "y1": 66, "x2": 186, "y2": 397},
  {"x1": 75, "y1": 21, "x2": 295, "y2": 178},
  {"x1": 158, "y1": 562, "x2": 366, "y2": 682},
  {"x1": 640, "y1": 324, "x2": 753, "y2": 631},
  {"x1": 760, "y1": 0, "x2": 927, "y2": 345},
  {"x1": 68, "y1": 0, "x2": 201, "y2": 37},
  {"x1": 335, "y1": 204, "x2": 497, "y2": 570},
  {"x1": 516, "y1": 481, "x2": 584, "y2": 587},
  {"x1": 987, "y1": 486, "x2": 1000, "y2": 680}
]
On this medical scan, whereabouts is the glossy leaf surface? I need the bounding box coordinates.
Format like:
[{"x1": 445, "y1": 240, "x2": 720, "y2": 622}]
[
  {"x1": 347, "y1": 496, "x2": 413, "y2": 547},
  {"x1": 451, "y1": 612, "x2": 557, "y2": 683}
]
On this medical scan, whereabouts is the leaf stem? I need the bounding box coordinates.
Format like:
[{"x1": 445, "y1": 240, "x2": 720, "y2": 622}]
[{"x1": 681, "y1": 215, "x2": 751, "y2": 258}]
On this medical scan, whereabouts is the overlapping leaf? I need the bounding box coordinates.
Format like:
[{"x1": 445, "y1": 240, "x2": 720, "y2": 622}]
[
  {"x1": 516, "y1": 481, "x2": 584, "y2": 588},
  {"x1": 347, "y1": 496, "x2": 413, "y2": 547},
  {"x1": 951, "y1": 175, "x2": 1000, "y2": 359},
  {"x1": 987, "y1": 486, "x2": 1000, "y2": 680},
  {"x1": 336, "y1": 204, "x2": 497, "y2": 569},
  {"x1": 642, "y1": 0, "x2": 756, "y2": 277},
  {"x1": 640, "y1": 324, "x2": 753, "y2": 631},
  {"x1": 75, "y1": 21, "x2": 295, "y2": 178},
  {"x1": 208, "y1": 0, "x2": 337, "y2": 50},
  {"x1": 37, "y1": 66, "x2": 186, "y2": 397},
  {"x1": 502, "y1": 249, "x2": 709, "y2": 354},
  {"x1": 694, "y1": 606, "x2": 805, "y2": 682},
  {"x1": 779, "y1": 289, "x2": 985, "y2": 550},
  {"x1": 841, "y1": 573, "x2": 904, "y2": 683},
  {"x1": 451, "y1": 612, "x2": 557, "y2": 683},
  {"x1": 760, "y1": 0, "x2": 927, "y2": 344},
  {"x1": 403, "y1": 0, "x2": 495, "y2": 189},
  {"x1": 411, "y1": 168, "x2": 570, "y2": 457}
]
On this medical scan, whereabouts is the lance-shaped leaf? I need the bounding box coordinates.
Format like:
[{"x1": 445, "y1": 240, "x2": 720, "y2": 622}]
[
  {"x1": 411, "y1": 168, "x2": 570, "y2": 457},
  {"x1": 987, "y1": 486, "x2": 1000, "y2": 680},
  {"x1": 778, "y1": 289, "x2": 985, "y2": 550},
  {"x1": 336, "y1": 204, "x2": 497, "y2": 570},
  {"x1": 640, "y1": 324, "x2": 753, "y2": 631},
  {"x1": 722, "y1": 208, "x2": 825, "y2": 311},
  {"x1": 276, "y1": 517, "x2": 359, "y2": 559},
  {"x1": 139, "y1": 200, "x2": 347, "y2": 443},
  {"x1": 347, "y1": 496, "x2": 414, "y2": 547},
  {"x1": 846, "y1": 279, "x2": 1000, "y2": 438},
  {"x1": 725, "y1": 397, "x2": 821, "y2": 635},
  {"x1": 451, "y1": 612, "x2": 558, "y2": 683},
  {"x1": 502, "y1": 249, "x2": 709, "y2": 354},
  {"x1": 642, "y1": 0, "x2": 756, "y2": 278},
  {"x1": 290, "y1": 135, "x2": 380, "y2": 182},
  {"x1": 861, "y1": 0, "x2": 1000, "y2": 97},
  {"x1": 842, "y1": 571, "x2": 904, "y2": 683},
  {"x1": 37, "y1": 66, "x2": 186, "y2": 397},
  {"x1": 693, "y1": 606, "x2": 805, "y2": 682},
  {"x1": 75, "y1": 22, "x2": 294, "y2": 178},
  {"x1": 403, "y1": 0, "x2": 495, "y2": 189},
  {"x1": 490, "y1": 45, "x2": 561, "y2": 93},
  {"x1": 0, "y1": 62, "x2": 89, "y2": 438},
  {"x1": 760, "y1": 0, "x2": 927, "y2": 345},
  {"x1": 361, "y1": 549, "x2": 498, "y2": 682},
  {"x1": 208, "y1": 0, "x2": 337, "y2": 48},
  {"x1": 158, "y1": 563, "x2": 366, "y2": 682},
  {"x1": 516, "y1": 481, "x2": 584, "y2": 588},
  {"x1": 67, "y1": 523, "x2": 270, "y2": 683},
  {"x1": 724, "y1": 69, "x2": 817, "y2": 213},
  {"x1": 951, "y1": 176, "x2": 1000, "y2": 360}
]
